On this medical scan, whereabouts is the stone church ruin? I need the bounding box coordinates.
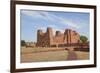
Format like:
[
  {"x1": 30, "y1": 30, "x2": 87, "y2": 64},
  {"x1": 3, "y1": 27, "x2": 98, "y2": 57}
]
[{"x1": 36, "y1": 27, "x2": 80, "y2": 47}]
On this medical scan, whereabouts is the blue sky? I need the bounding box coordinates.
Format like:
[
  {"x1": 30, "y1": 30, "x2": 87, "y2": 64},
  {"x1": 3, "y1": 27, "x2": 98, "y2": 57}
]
[{"x1": 20, "y1": 9, "x2": 90, "y2": 42}]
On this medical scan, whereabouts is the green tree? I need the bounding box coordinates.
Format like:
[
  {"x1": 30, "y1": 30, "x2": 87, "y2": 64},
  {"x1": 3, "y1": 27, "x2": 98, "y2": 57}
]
[
  {"x1": 21, "y1": 40, "x2": 26, "y2": 46},
  {"x1": 80, "y1": 35, "x2": 88, "y2": 43}
]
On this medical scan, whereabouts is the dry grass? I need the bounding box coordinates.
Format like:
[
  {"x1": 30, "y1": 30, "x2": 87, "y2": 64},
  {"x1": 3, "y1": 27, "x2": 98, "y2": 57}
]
[{"x1": 21, "y1": 47, "x2": 89, "y2": 63}]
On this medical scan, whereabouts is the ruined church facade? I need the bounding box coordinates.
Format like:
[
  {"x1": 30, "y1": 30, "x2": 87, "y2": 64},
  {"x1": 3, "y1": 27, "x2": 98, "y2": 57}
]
[{"x1": 36, "y1": 27, "x2": 80, "y2": 47}]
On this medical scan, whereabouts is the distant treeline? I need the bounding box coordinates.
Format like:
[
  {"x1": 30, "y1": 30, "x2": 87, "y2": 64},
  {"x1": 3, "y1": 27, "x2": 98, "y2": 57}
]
[{"x1": 21, "y1": 35, "x2": 89, "y2": 47}]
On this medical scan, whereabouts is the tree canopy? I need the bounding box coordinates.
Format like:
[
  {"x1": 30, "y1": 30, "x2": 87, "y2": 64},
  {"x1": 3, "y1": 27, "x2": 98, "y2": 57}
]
[
  {"x1": 80, "y1": 35, "x2": 88, "y2": 43},
  {"x1": 21, "y1": 40, "x2": 26, "y2": 46}
]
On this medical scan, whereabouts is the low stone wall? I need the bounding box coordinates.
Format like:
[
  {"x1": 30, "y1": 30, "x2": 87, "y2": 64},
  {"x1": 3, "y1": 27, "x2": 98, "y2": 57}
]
[{"x1": 74, "y1": 48, "x2": 89, "y2": 52}]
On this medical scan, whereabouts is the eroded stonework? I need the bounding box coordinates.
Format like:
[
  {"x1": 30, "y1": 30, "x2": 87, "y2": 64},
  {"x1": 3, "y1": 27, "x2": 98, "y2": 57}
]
[{"x1": 36, "y1": 27, "x2": 80, "y2": 47}]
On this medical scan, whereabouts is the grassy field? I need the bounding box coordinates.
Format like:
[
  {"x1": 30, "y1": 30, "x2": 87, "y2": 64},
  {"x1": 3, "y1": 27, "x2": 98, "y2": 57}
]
[{"x1": 21, "y1": 47, "x2": 89, "y2": 63}]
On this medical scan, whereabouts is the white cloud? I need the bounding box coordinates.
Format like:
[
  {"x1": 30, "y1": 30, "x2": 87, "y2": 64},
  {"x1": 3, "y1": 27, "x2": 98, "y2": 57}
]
[
  {"x1": 61, "y1": 19, "x2": 80, "y2": 29},
  {"x1": 21, "y1": 10, "x2": 47, "y2": 20},
  {"x1": 21, "y1": 10, "x2": 81, "y2": 29},
  {"x1": 41, "y1": 11, "x2": 81, "y2": 29}
]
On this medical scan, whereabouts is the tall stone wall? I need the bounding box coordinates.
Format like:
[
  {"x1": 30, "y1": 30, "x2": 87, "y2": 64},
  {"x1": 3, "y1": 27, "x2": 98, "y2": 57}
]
[
  {"x1": 36, "y1": 27, "x2": 80, "y2": 47},
  {"x1": 36, "y1": 27, "x2": 53, "y2": 47}
]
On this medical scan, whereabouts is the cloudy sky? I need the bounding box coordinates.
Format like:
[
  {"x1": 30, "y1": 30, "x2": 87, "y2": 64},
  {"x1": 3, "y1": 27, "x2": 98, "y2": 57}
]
[{"x1": 20, "y1": 9, "x2": 90, "y2": 42}]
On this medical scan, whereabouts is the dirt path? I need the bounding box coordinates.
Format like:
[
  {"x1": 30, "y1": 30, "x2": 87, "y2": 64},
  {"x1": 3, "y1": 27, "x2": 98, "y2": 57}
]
[{"x1": 67, "y1": 51, "x2": 78, "y2": 60}]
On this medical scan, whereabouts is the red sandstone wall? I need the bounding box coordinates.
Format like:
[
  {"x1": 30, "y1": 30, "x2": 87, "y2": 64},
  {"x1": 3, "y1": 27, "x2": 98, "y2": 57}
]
[
  {"x1": 70, "y1": 30, "x2": 80, "y2": 44},
  {"x1": 36, "y1": 28, "x2": 80, "y2": 47}
]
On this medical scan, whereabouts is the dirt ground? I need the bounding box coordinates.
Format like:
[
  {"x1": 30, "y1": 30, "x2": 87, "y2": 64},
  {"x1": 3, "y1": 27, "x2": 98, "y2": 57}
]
[{"x1": 21, "y1": 47, "x2": 89, "y2": 63}]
